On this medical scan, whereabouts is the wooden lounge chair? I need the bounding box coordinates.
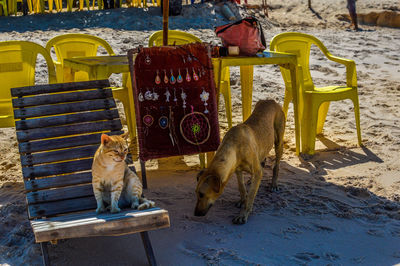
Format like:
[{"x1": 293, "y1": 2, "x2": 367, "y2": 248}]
[{"x1": 11, "y1": 79, "x2": 170, "y2": 266}]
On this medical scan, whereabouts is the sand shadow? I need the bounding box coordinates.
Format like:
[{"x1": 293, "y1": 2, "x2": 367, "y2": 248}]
[
  {"x1": 308, "y1": 7, "x2": 322, "y2": 20},
  {"x1": 0, "y1": 4, "x2": 221, "y2": 33}
]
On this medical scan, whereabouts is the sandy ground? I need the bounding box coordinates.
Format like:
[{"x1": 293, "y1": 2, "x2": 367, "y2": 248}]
[{"x1": 1, "y1": 0, "x2": 400, "y2": 265}]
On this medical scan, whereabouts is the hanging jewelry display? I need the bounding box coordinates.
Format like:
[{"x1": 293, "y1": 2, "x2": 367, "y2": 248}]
[
  {"x1": 181, "y1": 88, "x2": 187, "y2": 110},
  {"x1": 138, "y1": 88, "x2": 144, "y2": 102},
  {"x1": 152, "y1": 88, "x2": 159, "y2": 101},
  {"x1": 159, "y1": 106, "x2": 168, "y2": 129},
  {"x1": 164, "y1": 88, "x2": 171, "y2": 102},
  {"x1": 163, "y1": 69, "x2": 169, "y2": 84},
  {"x1": 200, "y1": 88, "x2": 210, "y2": 114},
  {"x1": 177, "y1": 69, "x2": 183, "y2": 83},
  {"x1": 185, "y1": 68, "x2": 191, "y2": 82},
  {"x1": 155, "y1": 70, "x2": 161, "y2": 85},
  {"x1": 180, "y1": 107, "x2": 211, "y2": 145},
  {"x1": 192, "y1": 67, "x2": 199, "y2": 81},
  {"x1": 144, "y1": 88, "x2": 153, "y2": 101},
  {"x1": 170, "y1": 69, "x2": 176, "y2": 85}
]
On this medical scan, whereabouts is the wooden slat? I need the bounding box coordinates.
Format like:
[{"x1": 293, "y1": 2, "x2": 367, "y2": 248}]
[
  {"x1": 18, "y1": 131, "x2": 123, "y2": 154},
  {"x1": 27, "y1": 184, "x2": 93, "y2": 204},
  {"x1": 22, "y1": 159, "x2": 93, "y2": 179},
  {"x1": 24, "y1": 172, "x2": 92, "y2": 192},
  {"x1": 13, "y1": 98, "x2": 116, "y2": 119},
  {"x1": 21, "y1": 145, "x2": 98, "y2": 166},
  {"x1": 17, "y1": 120, "x2": 122, "y2": 142},
  {"x1": 15, "y1": 109, "x2": 119, "y2": 130},
  {"x1": 12, "y1": 89, "x2": 113, "y2": 108},
  {"x1": 31, "y1": 208, "x2": 170, "y2": 242},
  {"x1": 28, "y1": 196, "x2": 96, "y2": 219},
  {"x1": 11, "y1": 80, "x2": 110, "y2": 97}
]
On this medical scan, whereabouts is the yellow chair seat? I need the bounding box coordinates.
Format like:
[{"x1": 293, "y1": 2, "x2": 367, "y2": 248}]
[{"x1": 270, "y1": 32, "x2": 362, "y2": 155}]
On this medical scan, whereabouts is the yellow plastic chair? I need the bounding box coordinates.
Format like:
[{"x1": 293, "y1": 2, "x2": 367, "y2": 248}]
[
  {"x1": 45, "y1": 34, "x2": 136, "y2": 142},
  {"x1": 0, "y1": 0, "x2": 8, "y2": 15},
  {"x1": 45, "y1": 34, "x2": 115, "y2": 83},
  {"x1": 148, "y1": 30, "x2": 233, "y2": 128},
  {"x1": 0, "y1": 41, "x2": 56, "y2": 128},
  {"x1": 270, "y1": 32, "x2": 362, "y2": 155}
]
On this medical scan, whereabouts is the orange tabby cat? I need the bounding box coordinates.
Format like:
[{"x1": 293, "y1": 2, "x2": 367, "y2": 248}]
[{"x1": 92, "y1": 133, "x2": 155, "y2": 213}]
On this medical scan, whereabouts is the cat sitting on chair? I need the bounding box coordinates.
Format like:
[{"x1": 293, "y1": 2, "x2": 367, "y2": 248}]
[{"x1": 92, "y1": 132, "x2": 155, "y2": 213}]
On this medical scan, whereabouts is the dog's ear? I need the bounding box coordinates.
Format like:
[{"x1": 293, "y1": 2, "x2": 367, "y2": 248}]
[
  {"x1": 196, "y1": 169, "x2": 205, "y2": 182},
  {"x1": 206, "y1": 175, "x2": 221, "y2": 194}
]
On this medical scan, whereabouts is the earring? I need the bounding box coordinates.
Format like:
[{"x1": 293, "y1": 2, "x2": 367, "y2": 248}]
[
  {"x1": 138, "y1": 88, "x2": 144, "y2": 102},
  {"x1": 198, "y1": 67, "x2": 202, "y2": 78},
  {"x1": 159, "y1": 106, "x2": 168, "y2": 129},
  {"x1": 155, "y1": 70, "x2": 161, "y2": 85},
  {"x1": 185, "y1": 68, "x2": 191, "y2": 82},
  {"x1": 173, "y1": 88, "x2": 178, "y2": 102},
  {"x1": 170, "y1": 69, "x2": 176, "y2": 85},
  {"x1": 144, "y1": 54, "x2": 151, "y2": 65},
  {"x1": 181, "y1": 88, "x2": 187, "y2": 110},
  {"x1": 152, "y1": 88, "x2": 159, "y2": 101},
  {"x1": 177, "y1": 69, "x2": 183, "y2": 83},
  {"x1": 143, "y1": 107, "x2": 154, "y2": 136},
  {"x1": 164, "y1": 88, "x2": 171, "y2": 102},
  {"x1": 192, "y1": 67, "x2": 199, "y2": 81},
  {"x1": 200, "y1": 88, "x2": 210, "y2": 114},
  {"x1": 163, "y1": 69, "x2": 169, "y2": 84},
  {"x1": 144, "y1": 88, "x2": 153, "y2": 101}
]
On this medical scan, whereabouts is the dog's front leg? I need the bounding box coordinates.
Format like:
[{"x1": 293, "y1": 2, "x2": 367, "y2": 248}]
[
  {"x1": 235, "y1": 171, "x2": 247, "y2": 208},
  {"x1": 233, "y1": 168, "x2": 263, "y2": 224}
]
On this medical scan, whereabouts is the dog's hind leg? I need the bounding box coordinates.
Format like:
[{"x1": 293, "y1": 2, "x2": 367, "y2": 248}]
[
  {"x1": 235, "y1": 171, "x2": 247, "y2": 208},
  {"x1": 272, "y1": 109, "x2": 285, "y2": 191},
  {"x1": 233, "y1": 166, "x2": 263, "y2": 225}
]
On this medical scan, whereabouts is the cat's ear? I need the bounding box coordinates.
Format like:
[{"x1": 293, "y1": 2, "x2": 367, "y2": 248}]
[
  {"x1": 101, "y1": 134, "x2": 111, "y2": 145},
  {"x1": 121, "y1": 131, "x2": 129, "y2": 140}
]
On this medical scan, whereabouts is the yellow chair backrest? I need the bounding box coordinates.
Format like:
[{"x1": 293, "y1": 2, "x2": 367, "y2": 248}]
[
  {"x1": 45, "y1": 34, "x2": 115, "y2": 82},
  {"x1": 270, "y1": 32, "x2": 336, "y2": 92},
  {"x1": 46, "y1": 33, "x2": 115, "y2": 64},
  {"x1": 148, "y1": 30, "x2": 201, "y2": 47},
  {"x1": 0, "y1": 41, "x2": 56, "y2": 127}
]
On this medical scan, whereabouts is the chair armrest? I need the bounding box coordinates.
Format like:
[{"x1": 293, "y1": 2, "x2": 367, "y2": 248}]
[{"x1": 326, "y1": 53, "x2": 357, "y2": 88}]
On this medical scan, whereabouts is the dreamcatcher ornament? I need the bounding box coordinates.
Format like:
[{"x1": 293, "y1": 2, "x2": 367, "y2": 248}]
[{"x1": 180, "y1": 106, "x2": 211, "y2": 145}]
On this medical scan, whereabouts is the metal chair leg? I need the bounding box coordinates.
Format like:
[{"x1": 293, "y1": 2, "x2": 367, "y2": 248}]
[
  {"x1": 140, "y1": 231, "x2": 157, "y2": 266},
  {"x1": 40, "y1": 242, "x2": 50, "y2": 266}
]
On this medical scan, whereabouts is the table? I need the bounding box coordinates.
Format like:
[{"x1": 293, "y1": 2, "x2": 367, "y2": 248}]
[
  {"x1": 64, "y1": 51, "x2": 300, "y2": 156},
  {"x1": 213, "y1": 51, "x2": 299, "y2": 154}
]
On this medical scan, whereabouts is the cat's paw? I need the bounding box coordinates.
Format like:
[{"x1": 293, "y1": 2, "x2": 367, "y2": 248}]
[
  {"x1": 110, "y1": 206, "x2": 121, "y2": 213},
  {"x1": 96, "y1": 206, "x2": 106, "y2": 214},
  {"x1": 131, "y1": 202, "x2": 139, "y2": 209}
]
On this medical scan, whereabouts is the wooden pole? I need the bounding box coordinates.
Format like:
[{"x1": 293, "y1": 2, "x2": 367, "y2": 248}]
[{"x1": 162, "y1": 0, "x2": 169, "y2": 46}]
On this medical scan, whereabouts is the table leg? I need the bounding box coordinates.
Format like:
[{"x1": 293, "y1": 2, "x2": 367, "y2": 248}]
[
  {"x1": 289, "y1": 64, "x2": 300, "y2": 155},
  {"x1": 240, "y1": 65, "x2": 253, "y2": 121}
]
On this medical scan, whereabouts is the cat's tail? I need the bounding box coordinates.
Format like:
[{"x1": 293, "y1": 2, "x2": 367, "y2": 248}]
[{"x1": 138, "y1": 197, "x2": 155, "y2": 210}]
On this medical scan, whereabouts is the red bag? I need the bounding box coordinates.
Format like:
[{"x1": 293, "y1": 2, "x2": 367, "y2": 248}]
[{"x1": 215, "y1": 16, "x2": 266, "y2": 56}]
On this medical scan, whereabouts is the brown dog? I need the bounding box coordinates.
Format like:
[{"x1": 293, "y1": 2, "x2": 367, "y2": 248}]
[{"x1": 194, "y1": 99, "x2": 285, "y2": 224}]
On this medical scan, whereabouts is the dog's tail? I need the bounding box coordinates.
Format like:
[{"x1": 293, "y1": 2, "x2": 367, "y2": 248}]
[{"x1": 272, "y1": 105, "x2": 286, "y2": 186}]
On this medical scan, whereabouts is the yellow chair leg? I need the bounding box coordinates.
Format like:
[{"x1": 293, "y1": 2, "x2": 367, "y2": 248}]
[
  {"x1": 316, "y1": 101, "x2": 330, "y2": 135},
  {"x1": 48, "y1": 0, "x2": 53, "y2": 11},
  {"x1": 282, "y1": 88, "x2": 292, "y2": 119},
  {"x1": 352, "y1": 95, "x2": 362, "y2": 146},
  {"x1": 220, "y1": 67, "x2": 232, "y2": 128},
  {"x1": 239, "y1": 65, "x2": 254, "y2": 121},
  {"x1": 301, "y1": 96, "x2": 319, "y2": 155}
]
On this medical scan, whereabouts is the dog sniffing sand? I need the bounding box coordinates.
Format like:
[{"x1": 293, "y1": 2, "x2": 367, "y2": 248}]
[{"x1": 194, "y1": 99, "x2": 286, "y2": 224}]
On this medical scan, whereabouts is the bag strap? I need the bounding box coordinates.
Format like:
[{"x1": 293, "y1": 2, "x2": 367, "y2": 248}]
[{"x1": 215, "y1": 16, "x2": 259, "y2": 34}]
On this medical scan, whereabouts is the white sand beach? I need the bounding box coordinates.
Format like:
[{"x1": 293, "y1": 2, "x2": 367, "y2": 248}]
[{"x1": 0, "y1": 0, "x2": 400, "y2": 265}]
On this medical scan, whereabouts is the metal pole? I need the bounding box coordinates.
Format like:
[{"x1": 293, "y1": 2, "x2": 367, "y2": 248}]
[{"x1": 162, "y1": 0, "x2": 169, "y2": 46}]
